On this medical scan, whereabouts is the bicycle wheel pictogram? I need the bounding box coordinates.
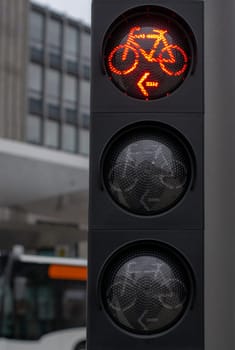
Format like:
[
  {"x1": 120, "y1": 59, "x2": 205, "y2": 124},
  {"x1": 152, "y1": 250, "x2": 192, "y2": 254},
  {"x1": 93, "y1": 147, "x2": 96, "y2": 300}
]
[
  {"x1": 108, "y1": 44, "x2": 139, "y2": 76},
  {"x1": 158, "y1": 45, "x2": 189, "y2": 77}
]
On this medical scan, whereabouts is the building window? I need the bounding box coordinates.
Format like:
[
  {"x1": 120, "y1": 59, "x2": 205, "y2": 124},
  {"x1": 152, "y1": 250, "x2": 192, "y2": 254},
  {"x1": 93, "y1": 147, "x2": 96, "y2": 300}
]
[
  {"x1": 30, "y1": 11, "x2": 44, "y2": 42},
  {"x1": 46, "y1": 69, "x2": 60, "y2": 98},
  {"x1": 64, "y1": 76, "x2": 77, "y2": 122},
  {"x1": 29, "y1": 98, "x2": 43, "y2": 115},
  {"x1": 64, "y1": 101, "x2": 78, "y2": 124},
  {"x1": 80, "y1": 32, "x2": 91, "y2": 60},
  {"x1": 66, "y1": 61, "x2": 78, "y2": 75},
  {"x1": 28, "y1": 63, "x2": 43, "y2": 92},
  {"x1": 48, "y1": 18, "x2": 62, "y2": 48},
  {"x1": 64, "y1": 76, "x2": 77, "y2": 101},
  {"x1": 65, "y1": 26, "x2": 78, "y2": 74},
  {"x1": 66, "y1": 109, "x2": 77, "y2": 124},
  {"x1": 28, "y1": 64, "x2": 43, "y2": 115},
  {"x1": 49, "y1": 49, "x2": 62, "y2": 68},
  {"x1": 65, "y1": 26, "x2": 78, "y2": 57},
  {"x1": 83, "y1": 64, "x2": 90, "y2": 80},
  {"x1": 46, "y1": 69, "x2": 61, "y2": 119},
  {"x1": 81, "y1": 113, "x2": 90, "y2": 129},
  {"x1": 26, "y1": 115, "x2": 42, "y2": 144},
  {"x1": 30, "y1": 45, "x2": 44, "y2": 63},
  {"x1": 48, "y1": 18, "x2": 62, "y2": 68},
  {"x1": 62, "y1": 124, "x2": 77, "y2": 153},
  {"x1": 79, "y1": 80, "x2": 90, "y2": 109},
  {"x1": 44, "y1": 120, "x2": 59, "y2": 148},
  {"x1": 79, "y1": 129, "x2": 89, "y2": 155},
  {"x1": 29, "y1": 11, "x2": 45, "y2": 62}
]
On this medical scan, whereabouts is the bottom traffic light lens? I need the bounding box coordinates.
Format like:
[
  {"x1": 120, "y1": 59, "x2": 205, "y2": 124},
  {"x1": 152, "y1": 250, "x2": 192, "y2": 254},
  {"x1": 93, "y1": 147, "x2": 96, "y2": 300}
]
[{"x1": 100, "y1": 241, "x2": 193, "y2": 336}]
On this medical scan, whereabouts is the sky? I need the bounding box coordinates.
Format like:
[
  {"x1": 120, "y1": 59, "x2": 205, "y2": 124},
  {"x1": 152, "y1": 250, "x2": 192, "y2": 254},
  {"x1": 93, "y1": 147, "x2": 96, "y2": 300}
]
[{"x1": 34, "y1": 0, "x2": 92, "y2": 25}]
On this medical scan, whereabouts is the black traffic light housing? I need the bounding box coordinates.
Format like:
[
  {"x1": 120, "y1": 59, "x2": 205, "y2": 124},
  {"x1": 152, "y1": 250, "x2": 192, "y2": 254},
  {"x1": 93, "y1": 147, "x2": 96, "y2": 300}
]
[{"x1": 88, "y1": 1, "x2": 204, "y2": 349}]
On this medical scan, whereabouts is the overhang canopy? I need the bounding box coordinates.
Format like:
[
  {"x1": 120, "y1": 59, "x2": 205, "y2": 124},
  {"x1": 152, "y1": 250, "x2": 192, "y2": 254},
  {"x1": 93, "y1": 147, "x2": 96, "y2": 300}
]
[{"x1": 0, "y1": 138, "x2": 89, "y2": 206}]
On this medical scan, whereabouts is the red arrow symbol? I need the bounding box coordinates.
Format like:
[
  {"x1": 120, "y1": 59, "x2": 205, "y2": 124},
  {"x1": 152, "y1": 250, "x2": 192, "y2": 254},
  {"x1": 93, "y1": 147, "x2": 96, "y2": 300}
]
[{"x1": 137, "y1": 72, "x2": 159, "y2": 97}]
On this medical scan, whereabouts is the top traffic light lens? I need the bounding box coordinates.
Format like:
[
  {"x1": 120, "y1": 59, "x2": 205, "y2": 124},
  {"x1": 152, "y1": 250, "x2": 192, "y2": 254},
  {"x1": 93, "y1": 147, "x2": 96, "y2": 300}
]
[{"x1": 104, "y1": 6, "x2": 194, "y2": 100}]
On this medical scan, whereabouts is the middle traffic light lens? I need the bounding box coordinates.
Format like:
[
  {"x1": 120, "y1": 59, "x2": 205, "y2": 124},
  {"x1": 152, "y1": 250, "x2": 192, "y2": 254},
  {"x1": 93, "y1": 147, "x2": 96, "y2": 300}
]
[{"x1": 103, "y1": 124, "x2": 192, "y2": 215}]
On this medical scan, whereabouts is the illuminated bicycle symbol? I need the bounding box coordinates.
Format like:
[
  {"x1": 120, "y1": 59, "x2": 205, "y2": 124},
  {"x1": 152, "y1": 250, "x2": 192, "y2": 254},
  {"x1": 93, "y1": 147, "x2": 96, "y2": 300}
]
[{"x1": 108, "y1": 26, "x2": 189, "y2": 78}]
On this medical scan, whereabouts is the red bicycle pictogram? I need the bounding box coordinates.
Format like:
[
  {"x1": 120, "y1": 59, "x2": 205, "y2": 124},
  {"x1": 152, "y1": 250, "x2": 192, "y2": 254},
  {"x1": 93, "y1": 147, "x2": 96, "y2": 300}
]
[{"x1": 108, "y1": 26, "x2": 189, "y2": 77}]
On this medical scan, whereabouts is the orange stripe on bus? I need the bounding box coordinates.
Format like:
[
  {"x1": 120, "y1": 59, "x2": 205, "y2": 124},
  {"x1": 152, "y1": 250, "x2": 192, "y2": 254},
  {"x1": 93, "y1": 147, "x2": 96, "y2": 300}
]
[{"x1": 48, "y1": 265, "x2": 87, "y2": 281}]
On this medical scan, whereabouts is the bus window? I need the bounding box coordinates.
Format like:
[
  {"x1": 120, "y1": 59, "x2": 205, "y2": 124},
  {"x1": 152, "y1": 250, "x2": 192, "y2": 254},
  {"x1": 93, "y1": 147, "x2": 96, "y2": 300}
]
[
  {"x1": 63, "y1": 289, "x2": 86, "y2": 327},
  {"x1": 0, "y1": 284, "x2": 14, "y2": 338},
  {"x1": 0, "y1": 259, "x2": 86, "y2": 341},
  {"x1": 0, "y1": 276, "x2": 3, "y2": 315},
  {"x1": 13, "y1": 276, "x2": 39, "y2": 339},
  {"x1": 0, "y1": 254, "x2": 7, "y2": 316}
]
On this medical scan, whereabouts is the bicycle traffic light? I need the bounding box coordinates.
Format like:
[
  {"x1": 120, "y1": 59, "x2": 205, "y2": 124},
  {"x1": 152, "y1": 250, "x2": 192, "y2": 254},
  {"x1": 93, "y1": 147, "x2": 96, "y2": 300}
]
[{"x1": 88, "y1": 1, "x2": 204, "y2": 350}]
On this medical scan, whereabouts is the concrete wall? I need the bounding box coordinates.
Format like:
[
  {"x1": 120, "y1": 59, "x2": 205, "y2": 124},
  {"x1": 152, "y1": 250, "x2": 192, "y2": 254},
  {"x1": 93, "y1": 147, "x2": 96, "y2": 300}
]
[
  {"x1": 205, "y1": 0, "x2": 235, "y2": 348},
  {"x1": 0, "y1": 0, "x2": 28, "y2": 141}
]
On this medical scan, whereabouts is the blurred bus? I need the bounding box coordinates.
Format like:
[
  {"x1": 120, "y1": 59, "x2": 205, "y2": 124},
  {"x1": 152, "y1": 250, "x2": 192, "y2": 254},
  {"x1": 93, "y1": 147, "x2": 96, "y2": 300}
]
[{"x1": 0, "y1": 247, "x2": 87, "y2": 350}]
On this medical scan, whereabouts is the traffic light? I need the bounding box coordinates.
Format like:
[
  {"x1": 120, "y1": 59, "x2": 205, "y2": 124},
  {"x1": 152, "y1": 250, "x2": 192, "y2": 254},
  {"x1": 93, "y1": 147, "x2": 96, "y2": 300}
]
[{"x1": 88, "y1": 1, "x2": 204, "y2": 350}]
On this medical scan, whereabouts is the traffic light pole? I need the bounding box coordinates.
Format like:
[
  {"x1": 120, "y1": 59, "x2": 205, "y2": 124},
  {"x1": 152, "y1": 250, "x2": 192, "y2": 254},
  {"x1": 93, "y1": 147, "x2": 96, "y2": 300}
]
[{"x1": 205, "y1": 0, "x2": 235, "y2": 349}]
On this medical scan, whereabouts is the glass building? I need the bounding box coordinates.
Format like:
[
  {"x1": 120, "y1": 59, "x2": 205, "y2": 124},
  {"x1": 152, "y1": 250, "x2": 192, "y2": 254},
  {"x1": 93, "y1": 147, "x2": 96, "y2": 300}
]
[{"x1": 27, "y1": 3, "x2": 90, "y2": 155}]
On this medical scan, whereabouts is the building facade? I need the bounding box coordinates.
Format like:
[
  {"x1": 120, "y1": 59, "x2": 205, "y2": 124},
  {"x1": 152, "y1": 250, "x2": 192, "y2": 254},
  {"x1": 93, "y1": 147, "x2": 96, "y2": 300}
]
[
  {"x1": 0, "y1": 0, "x2": 90, "y2": 155},
  {"x1": 27, "y1": 2, "x2": 90, "y2": 155},
  {"x1": 0, "y1": 0, "x2": 90, "y2": 257}
]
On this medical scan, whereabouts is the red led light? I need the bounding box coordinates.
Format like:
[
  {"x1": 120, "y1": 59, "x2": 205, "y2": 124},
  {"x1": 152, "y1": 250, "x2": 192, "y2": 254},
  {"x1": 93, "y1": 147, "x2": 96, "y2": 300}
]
[
  {"x1": 108, "y1": 27, "x2": 188, "y2": 81},
  {"x1": 104, "y1": 10, "x2": 193, "y2": 99},
  {"x1": 159, "y1": 45, "x2": 188, "y2": 77},
  {"x1": 137, "y1": 72, "x2": 159, "y2": 97},
  {"x1": 108, "y1": 44, "x2": 139, "y2": 76}
]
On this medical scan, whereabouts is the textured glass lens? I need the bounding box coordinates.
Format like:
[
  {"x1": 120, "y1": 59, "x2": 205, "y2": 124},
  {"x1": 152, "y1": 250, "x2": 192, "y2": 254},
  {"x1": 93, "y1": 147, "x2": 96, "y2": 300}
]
[
  {"x1": 103, "y1": 125, "x2": 192, "y2": 215},
  {"x1": 101, "y1": 242, "x2": 192, "y2": 335},
  {"x1": 104, "y1": 6, "x2": 193, "y2": 100}
]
